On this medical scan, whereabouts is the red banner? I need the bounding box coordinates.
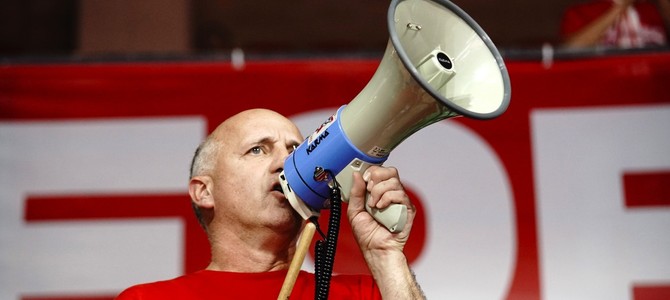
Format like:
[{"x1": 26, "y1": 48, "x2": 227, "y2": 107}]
[{"x1": 1, "y1": 51, "x2": 669, "y2": 300}]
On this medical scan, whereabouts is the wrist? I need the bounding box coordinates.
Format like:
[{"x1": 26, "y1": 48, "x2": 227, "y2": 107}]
[
  {"x1": 364, "y1": 250, "x2": 426, "y2": 299},
  {"x1": 363, "y1": 249, "x2": 409, "y2": 283},
  {"x1": 364, "y1": 248, "x2": 406, "y2": 266}
]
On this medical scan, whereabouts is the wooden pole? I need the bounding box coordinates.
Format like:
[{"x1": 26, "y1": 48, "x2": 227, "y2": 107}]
[{"x1": 278, "y1": 221, "x2": 317, "y2": 300}]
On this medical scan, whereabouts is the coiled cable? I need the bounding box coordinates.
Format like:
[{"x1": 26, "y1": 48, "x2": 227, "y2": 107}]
[{"x1": 314, "y1": 170, "x2": 341, "y2": 300}]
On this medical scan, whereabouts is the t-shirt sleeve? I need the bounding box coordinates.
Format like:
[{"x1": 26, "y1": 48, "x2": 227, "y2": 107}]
[
  {"x1": 113, "y1": 282, "x2": 176, "y2": 300},
  {"x1": 114, "y1": 286, "x2": 143, "y2": 300}
]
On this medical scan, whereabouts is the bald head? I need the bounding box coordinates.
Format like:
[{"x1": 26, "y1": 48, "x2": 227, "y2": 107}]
[
  {"x1": 191, "y1": 109, "x2": 301, "y2": 178},
  {"x1": 214, "y1": 109, "x2": 300, "y2": 142}
]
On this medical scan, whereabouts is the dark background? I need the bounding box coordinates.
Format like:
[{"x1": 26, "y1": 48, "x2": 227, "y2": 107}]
[{"x1": 0, "y1": 0, "x2": 610, "y2": 58}]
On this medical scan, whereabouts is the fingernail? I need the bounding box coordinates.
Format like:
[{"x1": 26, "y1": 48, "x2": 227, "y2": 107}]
[
  {"x1": 363, "y1": 170, "x2": 371, "y2": 182},
  {"x1": 367, "y1": 195, "x2": 375, "y2": 208}
]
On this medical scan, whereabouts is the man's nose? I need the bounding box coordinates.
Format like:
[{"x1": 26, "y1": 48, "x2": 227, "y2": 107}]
[{"x1": 272, "y1": 148, "x2": 290, "y2": 173}]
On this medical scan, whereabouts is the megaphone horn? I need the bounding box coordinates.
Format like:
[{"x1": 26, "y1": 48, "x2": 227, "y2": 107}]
[{"x1": 279, "y1": 0, "x2": 511, "y2": 232}]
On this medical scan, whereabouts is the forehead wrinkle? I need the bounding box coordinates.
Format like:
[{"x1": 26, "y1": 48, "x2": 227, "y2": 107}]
[
  {"x1": 216, "y1": 109, "x2": 303, "y2": 150},
  {"x1": 243, "y1": 135, "x2": 277, "y2": 148}
]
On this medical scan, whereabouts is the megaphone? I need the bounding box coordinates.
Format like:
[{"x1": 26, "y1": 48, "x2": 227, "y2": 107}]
[{"x1": 279, "y1": 0, "x2": 511, "y2": 232}]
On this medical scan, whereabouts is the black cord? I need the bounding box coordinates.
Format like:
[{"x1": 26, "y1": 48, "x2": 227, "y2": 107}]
[{"x1": 314, "y1": 170, "x2": 342, "y2": 300}]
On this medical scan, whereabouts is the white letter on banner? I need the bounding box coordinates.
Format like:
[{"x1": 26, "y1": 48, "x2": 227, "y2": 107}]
[
  {"x1": 0, "y1": 118, "x2": 204, "y2": 299},
  {"x1": 533, "y1": 105, "x2": 670, "y2": 300}
]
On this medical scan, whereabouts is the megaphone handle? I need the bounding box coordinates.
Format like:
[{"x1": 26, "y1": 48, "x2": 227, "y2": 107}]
[
  {"x1": 336, "y1": 159, "x2": 408, "y2": 233},
  {"x1": 365, "y1": 201, "x2": 408, "y2": 233}
]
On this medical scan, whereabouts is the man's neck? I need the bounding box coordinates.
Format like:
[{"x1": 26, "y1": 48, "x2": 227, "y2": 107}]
[{"x1": 206, "y1": 224, "x2": 298, "y2": 273}]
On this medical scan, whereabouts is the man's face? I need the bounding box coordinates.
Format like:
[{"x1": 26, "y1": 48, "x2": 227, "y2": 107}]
[{"x1": 209, "y1": 109, "x2": 303, "y2": 234}]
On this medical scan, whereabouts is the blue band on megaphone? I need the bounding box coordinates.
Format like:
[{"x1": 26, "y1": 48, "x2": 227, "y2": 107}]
[{"x1": 283, "y1": 105, "x2": 388, "y2": 211}]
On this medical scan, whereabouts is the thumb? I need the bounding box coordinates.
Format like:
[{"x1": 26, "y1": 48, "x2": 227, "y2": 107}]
[{"x1": 348, "y1": 171, "x2": 367, "y2": 213}]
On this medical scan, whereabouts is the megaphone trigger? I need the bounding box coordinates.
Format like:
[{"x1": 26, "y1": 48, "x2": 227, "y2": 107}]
[{"x1": 366, "y1": 202, "x2": 408, "y2": 233}]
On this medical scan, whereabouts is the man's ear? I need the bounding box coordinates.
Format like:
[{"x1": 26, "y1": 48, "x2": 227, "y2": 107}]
[{"x1": 189, "y1": 176, "x2": 215, "y2": 209}]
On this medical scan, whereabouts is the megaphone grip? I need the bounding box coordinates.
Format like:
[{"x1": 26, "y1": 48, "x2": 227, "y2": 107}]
[
  {"x1": 366, "y1": 202, "x2": 408, "y2": 233},
  {"x1": 336, "y1": 160, "x2": 408, "y2": 233}
]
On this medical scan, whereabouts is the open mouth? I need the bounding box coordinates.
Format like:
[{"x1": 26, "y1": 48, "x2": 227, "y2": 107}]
[{"x1": 272, "y1": 183, "x2": 284, "y2": 195}]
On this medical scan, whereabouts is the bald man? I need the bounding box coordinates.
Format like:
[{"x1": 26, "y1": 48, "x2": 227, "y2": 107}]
[{"x1": 116, "y1": 109, "x2": 425, "y2": 299}]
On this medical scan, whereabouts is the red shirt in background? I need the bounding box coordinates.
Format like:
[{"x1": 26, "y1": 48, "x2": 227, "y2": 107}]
[{"x1": 561, "y1": 0, "x2": 668, "y2": 47}]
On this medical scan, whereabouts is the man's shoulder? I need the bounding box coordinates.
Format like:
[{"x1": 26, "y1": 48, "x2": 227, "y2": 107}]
[
  {"x1": 114, "y1": 272, "x2": 204, "y2": 299},
  {"x1": 115, "y1": 270, "x2": 290, "y2": 299},
  {"x1": 115, "y1": 271, "x2": 379, "y2": 299}
]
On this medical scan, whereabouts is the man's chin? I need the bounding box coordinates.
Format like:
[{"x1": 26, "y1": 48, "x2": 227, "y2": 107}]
[
  {"x1": 282, "y1": 205, "x2": 303, "y2": 225},
  {"x1": 277, "y1": 203, "x2": 303, "y2": 222},
  {"x1": 271, "y1": 212, "x2": 303, "y2": 236}
]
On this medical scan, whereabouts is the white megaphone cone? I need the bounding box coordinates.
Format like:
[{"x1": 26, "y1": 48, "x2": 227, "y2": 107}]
[{"x1": 279, "y1": 0, "x2": 511, "y2": 232}]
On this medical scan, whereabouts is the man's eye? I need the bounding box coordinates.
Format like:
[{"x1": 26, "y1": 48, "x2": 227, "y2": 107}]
[
  {"x1": 249, "y1": 146, "x2": 263, "y2": 155},
  {"x1": 288, "y1": 144, "x2": 298, "y2": 155}
]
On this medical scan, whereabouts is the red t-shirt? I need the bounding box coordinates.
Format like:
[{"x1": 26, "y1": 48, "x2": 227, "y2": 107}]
[
  {"x1": 115, "y1": 270, "x2": 382, "y2": 300},
  {"x1": 560, "y1": 0, "x2": 668, "y2": 47}
]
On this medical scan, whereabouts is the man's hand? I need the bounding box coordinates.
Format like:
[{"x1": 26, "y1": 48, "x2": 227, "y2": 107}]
[
  {"x1": 346, "y1": 165, "x2": 425, "y2": 299},
  {"x1": 347, "y1": 165, "x2": 416, "y2": 255}
]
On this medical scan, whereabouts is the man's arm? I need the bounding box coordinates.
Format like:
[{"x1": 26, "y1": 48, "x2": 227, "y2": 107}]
[
  {"x1": 563, "y1": 0, "x2": 633, "y2": 48},
  {"x1": 347, "y1": 166, "x2": 425, "y2": 299},
  {"x1": 656, "y1": 0, "x2": 670, "y2": 33}
]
